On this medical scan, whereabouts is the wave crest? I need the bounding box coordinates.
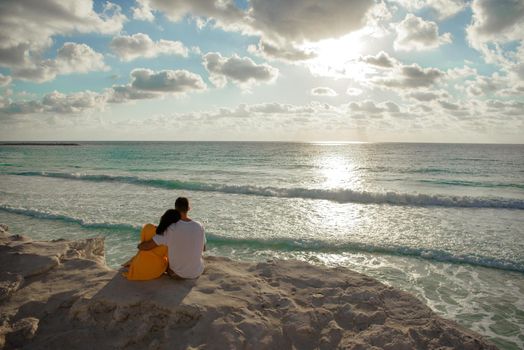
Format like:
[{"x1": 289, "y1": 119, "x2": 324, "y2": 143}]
[{"x1": 12, "y1": 171, "x2": 524, "y2": 209}]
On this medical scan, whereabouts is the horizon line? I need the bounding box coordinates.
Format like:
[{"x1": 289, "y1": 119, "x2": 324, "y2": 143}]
[{"x1": 1, "y1": 140, "x2": 523, "y2": 145}]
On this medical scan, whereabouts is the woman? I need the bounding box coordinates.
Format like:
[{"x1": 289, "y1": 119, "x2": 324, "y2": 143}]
[{"x1": 122, "y1": 209, "x2": 180, "y2": 280}]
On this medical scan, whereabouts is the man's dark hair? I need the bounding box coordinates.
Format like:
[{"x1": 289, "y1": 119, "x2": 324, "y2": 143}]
[{"x1": 175, "y1": 197, "x2": 189, "y2": 213}]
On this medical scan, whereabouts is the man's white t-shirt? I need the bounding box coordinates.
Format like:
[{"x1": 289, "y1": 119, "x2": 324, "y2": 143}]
[{"x1": 152, "y1": 220, "x2": 206, "y2": 279}]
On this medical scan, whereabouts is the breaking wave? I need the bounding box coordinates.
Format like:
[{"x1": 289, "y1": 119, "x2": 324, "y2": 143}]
[{"x1": 12, "y1": 171, "x2": 524, "y2": 209}]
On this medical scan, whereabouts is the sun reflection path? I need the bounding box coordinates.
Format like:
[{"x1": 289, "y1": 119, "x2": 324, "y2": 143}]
[{"x1": 317, "y1": 154, "x2": 361, "y2": 190}]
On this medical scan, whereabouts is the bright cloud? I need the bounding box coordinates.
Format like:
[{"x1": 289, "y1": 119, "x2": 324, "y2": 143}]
[
  {"x1": 394, "y1": 0, "x2": 466, "y2": 19},
  {"x1": 110, "y1": 33, "x2": 188, "y2": 61},
  {"x1": 467, "y1": 0, "x2": 524, "y2": 48},
  {"x1": 130, "y1": 68, "x2": 206, "y2": 93},
  {"x1": 132, "y1": 0, "x2": 155, "y2": 22},
  {"x1": 372, "y1": 63, "x2": 445, "y2": 89},
  {"x1": 311, "y1": 87, "x2": 338, "y2": 97},
  {"x1": 202, "y1": 52, "x2": 279, "y2": 88},
  {"x1": 360, "y1": 51, "x2": 396, "y2": 68},
  {"x1": 346, "y1": 87, "x2": 363, "y2": 96},
  {"x1": 1, "y1": 90, "x2": 105, "y2": 116},
  {"x1": 407, "y1": 90, "x2": 449, "y2": 101},
  {"x1": 12, "y1": 43, "x2": 108, "y2": 83},
  {"x1": 0, "y1": 0, "x2": 124, "y2": 81},
  {"x1": 394, "y1": 14, "x2": 452, "y2": 51},
  {"x1": 248, "y1": 0, "x2": 375, "y2": 43},
  {"x1": 466, "y1": 0, "x2": 524, "y2": 73}
]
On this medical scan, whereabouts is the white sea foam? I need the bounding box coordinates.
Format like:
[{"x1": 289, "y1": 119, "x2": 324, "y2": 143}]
[{"x1": 14, "y1": 171, "x2": 524, "y2": 209}]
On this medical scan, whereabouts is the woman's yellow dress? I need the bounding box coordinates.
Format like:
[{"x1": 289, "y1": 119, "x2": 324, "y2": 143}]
[{"x1": 123, "y1": 223, "x2": 168, "y2": 280}]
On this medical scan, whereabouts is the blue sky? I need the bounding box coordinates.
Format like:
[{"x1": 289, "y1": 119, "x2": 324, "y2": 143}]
[{"x1": 0, "y1": 0, "x2": 523, "y2": 142}]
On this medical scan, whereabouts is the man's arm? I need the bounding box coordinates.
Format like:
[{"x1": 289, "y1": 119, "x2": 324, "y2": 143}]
[{"x1": 137, "y1": 239, "x2": 158, "y2": 251}]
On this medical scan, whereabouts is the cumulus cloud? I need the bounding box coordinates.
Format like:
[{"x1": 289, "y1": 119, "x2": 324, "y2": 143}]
[
  {"x1": 41, "y1": 90, "x2": 106, "y2": 114},
  {"x1": 1, "y1": 90, "x2": 106, "y2": 116},
  {"x1": 503, "y1": 86, "x2": 524, "y2": 96},
  {"x1": 1, "y1": 68, "x2": 207, "y2": 116},
  {"x1": 106, "y1": 68, "x2": 207, "y2": 103},
  {"x1": 247, "y1": 40, "x2": 316, "y2": 62},
  {"x1": 464, "y1": 74, "x2": 505, "y2": 96},
  {"x1": 434, "y1": 99, "x2": 472, "y2": 117},
  {"x1": 349, "y1": 100, "x2": 387, "y2": 114},
  {"x1": 466, "y1": 0, "x2": 524, "y2": 70},
  {"x1": 485, "y1": 99, "x2": 524, "y2": 116},
  {"x1": 407, "y1": 90, "x2": 449, "y2": 101},
  {"x1": 0, "y1": 0, "x2": 125, "y2": 81},
  {"x1": 130, "y1": 68, "x2": 206, "y2": 92},
  {"x1": 372, "y1": 63, "x2": 445, "y2": 89},
  {"x1": 0, "y1": 73, "x2": 11, "y2": 87},
  {"x1": 110, "y1": 33, "x2": 188, "y2": 61},
  {"x1": 138, "y1": 0, "x2": 376, "y2": 42},
  {"x1": 248, "y1": 0, "x2": 375, "y2": 43},
  {"x1": 438, "y1": 100, "x2": 461, "y2": 111},
  {"x1": 447, "y1": 65, "x2": 478, "y2": 80},
  {"x1": 394, "y1": 0, "x2": 466, "y2": 19},
  {"x1": 137, "y1": 0, "x2": 377, "y2": 61},
  {"x1": 0, "y1": 100, "x2": 44, "y2": 115},
  {"x1": 132, "y1": 0, "x2": 155, "y2": 21},
  {"x1": 347, "y1": 100, "x2": 400, "y2": 118},
  {"x1": 385, "y1": 101, "x2": 401, "y2": 113},
  {"x1": 106, "y1": 85, "x2": 157, "y2": 103},
  {"x1": 346, "y1": 87, "x2": 363, "y2": 96},
  {"x1": 202, "y1": 52, "x2": 279, "y2": 88},
  {"x1": 9, "y1": 43, "x2": 108, "y2": 83},
  {"x1": 467, "y1": 0, "x2": 524, "y2": 49},
  {"x1": 360, "y1": 51, "x2": 396, "y2": 68},
  {"x1": 311, "y1": 87, "x2": 338, "y2": 97},
  {"x1": 131, "y1": 0, "x2": 245, "y2": 30},
  {"x1": 394, "y1": 14, "x2": 452, "y2": 51},
  {"x1": 55, "y1": 43, "x2": 107, "y2": 74},
  {"x1": 247, "y1": 102, "x2": 315, "y2": 115}
]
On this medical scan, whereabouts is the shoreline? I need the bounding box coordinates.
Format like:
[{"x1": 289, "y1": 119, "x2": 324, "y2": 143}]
[{"x1": 0, "y1": 224, "x2": 498, "y2": 349}]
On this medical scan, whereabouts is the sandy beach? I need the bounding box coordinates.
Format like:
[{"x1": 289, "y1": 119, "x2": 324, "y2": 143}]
[{"x1": 0, "y1": 224, "x2": 498, "y2": 349}]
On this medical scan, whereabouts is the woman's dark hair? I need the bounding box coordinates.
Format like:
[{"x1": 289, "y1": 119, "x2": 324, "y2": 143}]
[{"x1": 156, "y1": 209, "x2": 180, "y2": 235}]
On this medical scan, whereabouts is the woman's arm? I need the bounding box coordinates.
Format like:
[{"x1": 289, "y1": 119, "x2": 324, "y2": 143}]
[{"x1": 137, "y1": 239, "x2": 158, "y2": 251}]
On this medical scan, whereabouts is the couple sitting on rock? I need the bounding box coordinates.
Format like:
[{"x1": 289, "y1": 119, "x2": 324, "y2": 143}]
[{"x1": 123, "y1": 197, "x2": 206, "y2": 281}]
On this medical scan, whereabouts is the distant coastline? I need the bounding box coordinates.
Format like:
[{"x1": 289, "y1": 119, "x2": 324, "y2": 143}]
[{"x1": 0, "y1": 142, "x2": 80, "y2": 146}]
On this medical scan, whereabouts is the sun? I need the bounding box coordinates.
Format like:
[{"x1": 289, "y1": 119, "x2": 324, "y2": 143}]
[{"x1": 301, "y1": 32, "x2": 368, "y2": 79}]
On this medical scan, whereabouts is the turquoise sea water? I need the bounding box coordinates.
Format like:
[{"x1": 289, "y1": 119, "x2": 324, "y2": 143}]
[{"x1": 0, "y1": 142, "x2": 523, "y2": 348}]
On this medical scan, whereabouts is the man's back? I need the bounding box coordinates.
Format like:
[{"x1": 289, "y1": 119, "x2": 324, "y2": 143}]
[{"x1": 155, "y1": 220, "x2": 205, "y2": 279}]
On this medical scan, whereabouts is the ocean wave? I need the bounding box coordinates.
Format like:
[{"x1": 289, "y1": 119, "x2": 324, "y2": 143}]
[
  {"x1": 0, "y1": 205, "x2": 139, "y2": 232},
  {"x1": 1, "y1": 205, "x2": 522, "y2": 273},
  {"x1": 208, "y1": 234, "x2": 524, "y2": 273},
  {"x1": 419, "y1": 179, "x2": 524, "y2": 189},
  {"x1": 408, "y1": 168, "x2": 475, "y2": 175},
  {"x1": 12, "y1": 171, "x2": 524, "y2": 209}
]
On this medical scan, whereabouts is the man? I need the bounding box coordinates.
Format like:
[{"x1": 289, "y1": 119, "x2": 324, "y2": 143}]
[{"x1": 138, "y1": 197, "x2": 206, "y2": 279}]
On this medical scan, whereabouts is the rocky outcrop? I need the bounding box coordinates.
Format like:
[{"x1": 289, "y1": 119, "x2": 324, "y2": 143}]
[{"x1": 0, "y1": 225, "x2": 498, "y2": 349}]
